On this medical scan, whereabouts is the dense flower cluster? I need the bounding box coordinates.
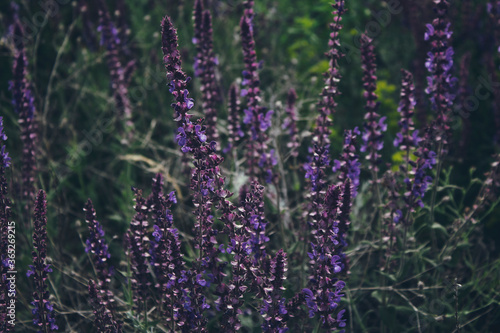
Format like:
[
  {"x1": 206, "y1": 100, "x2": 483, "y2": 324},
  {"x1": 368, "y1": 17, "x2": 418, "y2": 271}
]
[
  {"x1": 224, "y1": 84, "x2": 244, "y2": 154},
  {"x1": 88, "y1": 280, "x2": 122, "y2": 333},
  {"x1": 162, "y1": 15, "x2": 240, "y2": 329},
  {"x1": 333, "y1": 128, "x2": 361, "y2": 198},
  {"x1": 305, "y1": 1, "x2": 345, "y2": 196},
  {"x1": 424, "y1": 0, "x2": 457, "y2": 145},
  {"x1": 394, "y1": 70, "x2": 419, "y2": 153},
  {"x1": 97, "y1": 0, "x2": 136, "y2": 138},
  {"x1": 193, "y1": 0, "x2": 220, "y2": 144},
  {"x1": 403, "y1": 127, "x2": 437, "y2": 224},
  {"x1": 124, "y1": 188, "x2": 151, "y2": 314},
  {"x1": 84, "y1": 200, "x2": 115, "y2": 309},
  {"x1": 192, "y1": 0, "x2": 204, "y2": 76},
  {"x1": 0, "y1": 117, "x2": 13, "y2": 332},
  {"x1": 9, "y1": 20, "x2": 37, "y2": 207},
  {"x1": 305, "y1": 182, "x2": 350, "y2": 331},
  {"x1": 282, "y1": 88, "x2": 300, "y2": 158},
  {"x1": 239, "y1": 4, "x2": 275, "y2": 183},
  {"x1": 215, "y1": 181, "x2": 271, "y2": 331},
  {"x1": 27, "y1": 190, "x2": 58, "y2": 332},
  {"x1": 260, "y1": 249, "x2": 288, "y2": 332},
  {"x1": 360, "y1": 34, "x2": 387, "y2": 171}
]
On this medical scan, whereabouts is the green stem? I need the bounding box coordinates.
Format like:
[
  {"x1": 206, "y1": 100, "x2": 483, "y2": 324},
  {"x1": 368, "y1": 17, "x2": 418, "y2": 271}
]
[{"x1": 429, "y1": 141, "x2": 444, "y2": 250}]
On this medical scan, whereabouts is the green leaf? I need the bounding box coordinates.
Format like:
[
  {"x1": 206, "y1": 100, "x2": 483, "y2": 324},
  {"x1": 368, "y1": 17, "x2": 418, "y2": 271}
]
[{"x1": 431, "y1": 223, "x2": 448, "y2": 236}]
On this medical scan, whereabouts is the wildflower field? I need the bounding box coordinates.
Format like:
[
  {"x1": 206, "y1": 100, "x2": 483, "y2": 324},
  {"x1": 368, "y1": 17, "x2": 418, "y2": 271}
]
[{"x1": 1, "y1": 0, "x2": 500, "y2": 332}]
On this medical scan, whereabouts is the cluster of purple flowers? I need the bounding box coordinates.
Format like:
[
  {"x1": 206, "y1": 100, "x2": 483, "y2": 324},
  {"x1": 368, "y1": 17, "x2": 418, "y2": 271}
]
[
  {"x1": 124, "y1": 188, "x2": 152, "y2": 314},
  {"x1": 333, "y1": 128, "x2": 361, "y2": 198},
  {"x1": 260, "y1": 249, "x2": 288, "y2": 332},
  {"x1": 305, "y1": 0, "x2": 345, "y2": 203},
  {"x1": 88, "y1": 280, "x2": 122, "y2": 333},
  {"x1": 162, "y1": 15, "x2": 240, "y2": 330},
  {"x1": 404, "y1": 129, "x2": 437, "y2": 218},
  {"x1": 394, "y1": 71, "x2": 419, "y2": 152},
  {"x1": 239, "y1": 1, "x2": 276, "y2": 183},
  {"x1": 0, "y1": 116, "x2": 13, "y2": 332},
  {"x1": 360, "y1": 34, "x2": 387, "y2": 171},
  {"x1": 27, "y1": 190, "x2": 58, "y2": 332},
  {"x1": 304, "y1": 182, "x2": 350, "y2": 331},
  {"x1": 8, "y1": 20, "x2": 37, "y2": 207},
  {"x1": 97, "y1": 0, "x2": 136, "y2": 138},
  {"x1": 424, "y1": 0, "x2": 457, "y2": 145},
  {"x1": 302, "y1": 4, "x2": 350, "y2": 330},
  {"x1": 215, "y1": 181, "x2": 272, "y2": 331},
  {"x1": 224, "y1": 84, "x2": 244, "y2": 154},
  {"x1": 193, "y1": 0, "x2": 220, "y2": 144},
  {"x1": 84, "y1": 200, "x2": 115, "y2": 312}
]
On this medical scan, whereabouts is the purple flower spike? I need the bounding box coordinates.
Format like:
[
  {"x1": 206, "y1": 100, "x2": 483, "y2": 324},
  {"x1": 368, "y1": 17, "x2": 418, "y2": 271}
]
[
  {"x1": 224, "y1": 84, "x2": 244, "y2": 154},
  {"x1": 304, "y1": 1, "x2": 346, "y2": 233},
  {"x1": 360, "y1": 34, "x2": 386, "y2": 172},
  {"x1": 261, "y1": 250, "x2": 288, "y2": 332},
  {"x1": 88, "y1": 280, "x2": 122, "y2": 332},
  {"x1": 239, "y1": 8, "x2": 275, "y2": 183},
  {"x1": 0, "y1": 116, "x2": 14, "y2": 332},
  {"x1": 424, "y1": 0, "x2": 456, "y2": 146},
  {"x1": 193, "y1": 2, "x2": 221, "y2": 144},
  {"x1": 9, "y1": 20, "x2": 37, "y2": 205},
  {"x1": 97, "y1": 0, "x2": 136, "y2": 138},
  {"x1": 125, "y1": 188, "x2": 151, "y2": 314},
  {"x1": 333, "y1": 128, "x2": 361, "y2": 197},
  {"x1": 84, "y1": 199, "x2": 116, "y2": 312},
  {"x1": 28, "y1": 190, "x2": 58, "y2": 332}
]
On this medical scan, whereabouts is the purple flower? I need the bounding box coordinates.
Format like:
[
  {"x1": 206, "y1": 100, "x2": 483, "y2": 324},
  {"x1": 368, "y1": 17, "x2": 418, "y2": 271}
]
[
  {"x1": 333, "y1": 128, "x2": 361, "y2": 197},
  {"x1": 97, "y1": 0, "x2": 135, "y2": 136},
  {"x1": 28, "y1": 190, "x2": 58, "y2": 332},
  {"x1": 239, "y1": 10, "x2": 275, "y2": 182},
  {"x1": 425, "y1": 0, "x2": 456, "y2": 145},
  {"x1": 360, "y1": 34, "x2": 386, "y2": 171},
  {"x1": 88, "y1": 280, "x2": 122, "y2": 332},
  {"x1": 0, "y1": 119, "x2": 11, "y2": 169},
  {"x1": 193, "y1": 4, "x2": 221, "y2": 144},
  {"x1": 9, "y1": 21, "x2": 37, "y2": 204},
  {"x1": 125, "y1": 188, "x2": 151, "y2": 314},
  {"x1": 224, "y1": 84, "x2": 244, "y2": 154}
]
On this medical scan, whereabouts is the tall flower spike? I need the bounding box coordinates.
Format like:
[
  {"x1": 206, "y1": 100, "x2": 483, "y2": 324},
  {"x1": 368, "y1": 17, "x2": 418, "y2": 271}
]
[
  {"x1": 192, "y1": 0, "x2": 204, "y2": 76},
  {"x1": 360, "y1": 34, "x2": 386, "y2": 171},
  {"x1": 27, "y1": 190, "x2": 58, "y2": 332},
  {"x1": 394, "y1": 69, "x2": 420, "y2": 178},
  {"x1": 163, "y1": 17, "x2": 241, "y2": 331},
  {"x1": 240, "y1": 10, "x2": 276, "y2": 183},
  {"x1": 125, "y1": 187, "x2": 151, "y2": 315},
  {"x1": 88, "y1": 279, "x2": 122, "y2": 333},
  {"x1": 224, "y1": 83, "x2": 244, "y2": 154},
  {"x1": 305, "y1": 184, "x2": 346, "y2": 331},
  {"x1": 199, "y1": 9, "x2": 220, "y2": 144},
  {"x1": 282, "y1": 88, "x2": 300, "y2": 158},
  {"x1": 9, "y1": 20, "x2": 37, "y2": 208},
  {"x1": 403, "y1": 126, "x2": 437, "y2": 224},
  {"x1": 0, "y1": 116, "x2": 14, "y2": 332},
  {"x1": 84, "y1": 199, "x2": 115, "y2": 311},
  {"x1": 260, "y1": 249, "x2": 289, "y2": 332},
  {"x1": 332, "y1": 127, "x2": 361, "y2": 198},
  {"x1": 304, "y1": 1, "x2": 345, "y2": 194},
  {"x1": 97, "y1": 0, "x2": 136, "y2": 140},
  {"x1": 424, "y1": 0, "x2": 457, "y2": 146}
]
